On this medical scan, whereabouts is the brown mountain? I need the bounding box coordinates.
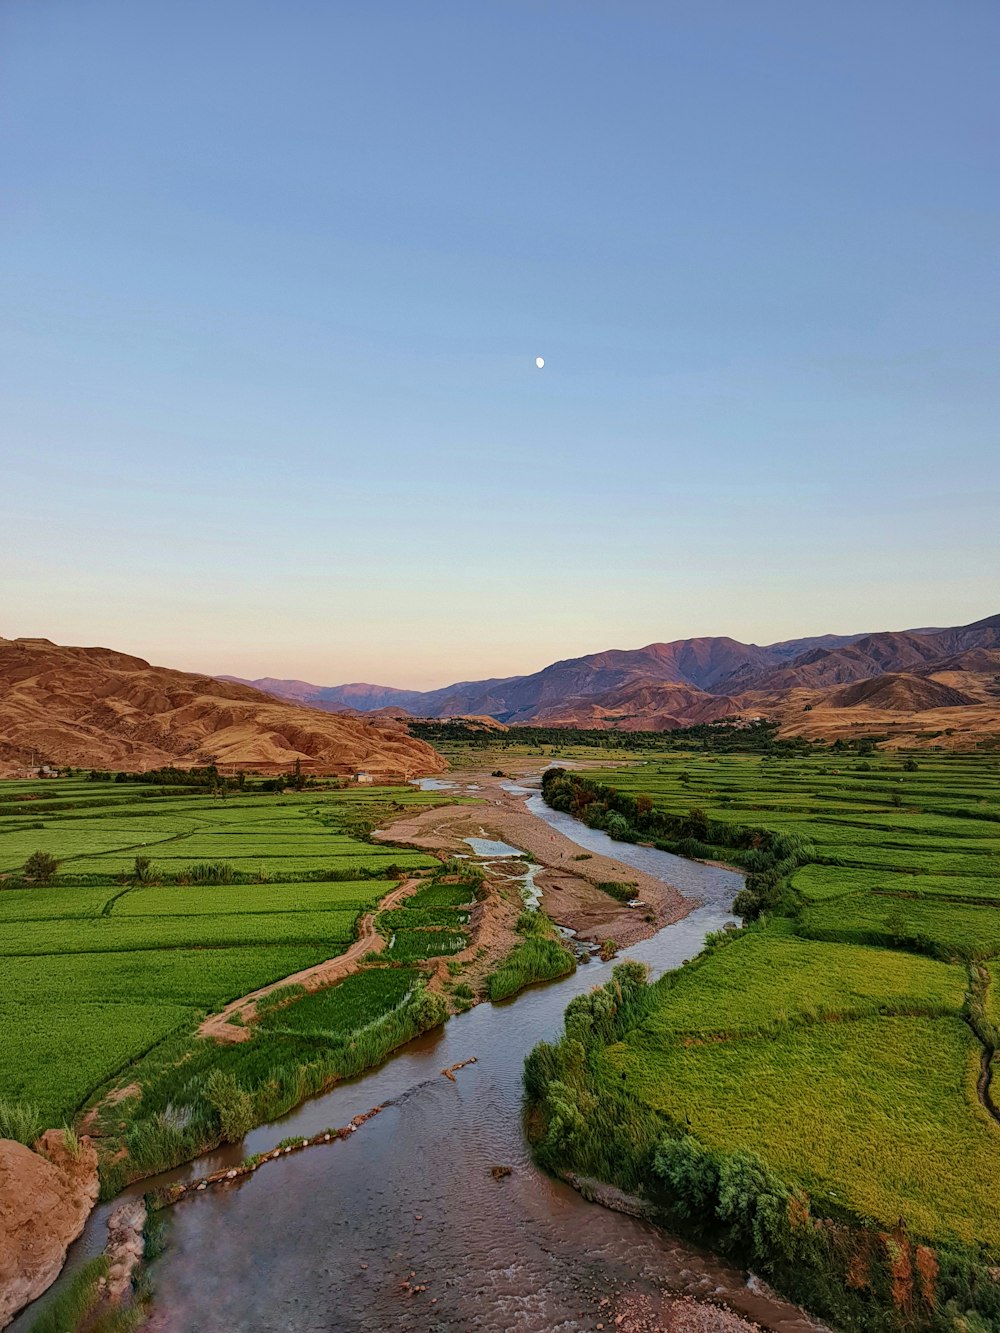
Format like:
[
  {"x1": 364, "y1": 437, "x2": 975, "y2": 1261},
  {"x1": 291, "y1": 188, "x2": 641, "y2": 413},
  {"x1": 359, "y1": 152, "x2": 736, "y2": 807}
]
[
  {"x1": 535, "y1": 679, "x2": 743, "y2": 731},
  {"x1": 824, "y1": 673, "x2": 980, "y2": 712},
  {"x1": 0, "y1": 638, "x2": 444, "y2": 777},
  {"x1": 732, "y1": 615, "x2": 1000, "y2": 694}
]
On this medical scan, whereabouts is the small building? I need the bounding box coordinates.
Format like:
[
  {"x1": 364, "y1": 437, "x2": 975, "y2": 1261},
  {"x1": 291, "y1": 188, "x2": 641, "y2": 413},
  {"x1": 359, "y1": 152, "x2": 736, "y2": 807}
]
[{"x1": 354, "y1": 771, "x2": 374, "y2": 785}]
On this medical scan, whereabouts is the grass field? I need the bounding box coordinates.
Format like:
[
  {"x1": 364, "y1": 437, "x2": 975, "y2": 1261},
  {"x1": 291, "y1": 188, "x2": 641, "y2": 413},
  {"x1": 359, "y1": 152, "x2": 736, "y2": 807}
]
[
  {"x1": 530, "y1": 751, "x2": 1000, "y2": 1300},
  {"x1": 601, "y1": 1014, "x2": 997, "y2": 1247},
  {"x1": 0, "y1": 779, "x2": 445, "y2": 1129},
  {"x1": 259, "y1": 967, "x2": 419, "y2": 1039}
]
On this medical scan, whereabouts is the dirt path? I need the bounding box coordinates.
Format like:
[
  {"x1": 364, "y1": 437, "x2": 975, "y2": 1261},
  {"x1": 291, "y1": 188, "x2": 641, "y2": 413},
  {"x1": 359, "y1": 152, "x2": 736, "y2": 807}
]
[
  {"x1": 375, "y1": 770, "x2": 693, "y2": 948},
  {"x1": 197, "y1": 877, "x2": 421, "y2": 1044}
]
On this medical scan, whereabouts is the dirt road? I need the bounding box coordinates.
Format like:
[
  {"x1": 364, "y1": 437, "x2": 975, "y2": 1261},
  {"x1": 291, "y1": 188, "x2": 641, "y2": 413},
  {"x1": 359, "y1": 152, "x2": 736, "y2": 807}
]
[{"x1": 197, "y1": 877, "x2": 420, "y2": 1044}]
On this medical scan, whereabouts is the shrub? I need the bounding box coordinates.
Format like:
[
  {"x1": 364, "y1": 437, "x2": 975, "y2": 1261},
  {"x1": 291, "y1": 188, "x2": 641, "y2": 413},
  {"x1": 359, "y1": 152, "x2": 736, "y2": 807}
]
[
  {"x1": 597, "y1": 881, "x2": 635, "y2": 903},
  {"x1": 23, "y1": 850, "x2": 58, "y2": 884},
  {"x1": 488, "y1": 938, "x2": 574, "y2": 1002},
  {"x1": 205, "y1": 1069, "x2": 254, "y2": 1142}
]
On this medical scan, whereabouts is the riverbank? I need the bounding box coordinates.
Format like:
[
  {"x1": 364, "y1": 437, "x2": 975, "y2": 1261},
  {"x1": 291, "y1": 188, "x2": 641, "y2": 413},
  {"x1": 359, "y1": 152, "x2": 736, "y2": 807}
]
[{"x1": 376, "y1": 767, "x2": 692, "y2": 947}]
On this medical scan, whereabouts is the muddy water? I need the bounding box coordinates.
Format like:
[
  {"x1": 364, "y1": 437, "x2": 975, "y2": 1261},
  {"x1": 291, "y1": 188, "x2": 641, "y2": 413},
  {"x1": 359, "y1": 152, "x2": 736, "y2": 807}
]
[{"x1": 16, "y1": 798, "x2": 822, "y2": 1333}]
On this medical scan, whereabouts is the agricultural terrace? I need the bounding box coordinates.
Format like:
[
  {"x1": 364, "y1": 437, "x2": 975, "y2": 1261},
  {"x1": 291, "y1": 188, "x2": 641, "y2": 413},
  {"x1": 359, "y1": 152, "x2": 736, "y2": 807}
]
[
  {"x1": 529, "y1": 753, "x2": 1000, "y2": 1328},
  {"x1": 0, "y1": 777, "x2": 452, "y2": 1148}
]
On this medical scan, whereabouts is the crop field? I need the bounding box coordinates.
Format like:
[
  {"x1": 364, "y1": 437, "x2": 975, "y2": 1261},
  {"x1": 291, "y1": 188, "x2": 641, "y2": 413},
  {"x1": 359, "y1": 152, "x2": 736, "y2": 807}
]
[
  {"x1": 634, "y1": 921, "x2": 966, "y2": 1037},
  {"x1": 386, "y1": 928, "x2": 468, "y2": 961},
  {"x1": 0, "y1": 911, "x2": 360, "y2": 956},
  {"x1": 600, "y1": 1014, "x2": 998, "y2": 1247},
  {"x1": 0, "y1": 1001, "x2": 195, "y2": 1126},
  {"x1": 0, "y1": 778, "x2": 445, "y2": 1126},
  {"x1": 406, "y1": 882, "x2": 476, "y2": 908},
  {"x1": 259, "y1": 967, "x2": 419, "y2": 1039},
  {"x1": 791, "y1": 865, "x2": 1000, "y2": 902},
  {"x1": 0, "y1": 784, "x2": 441, "y2": 877},
  {"x1": 798, "y1": 891, "x2": 1000, "y2": 957},
  {"x1": 537, "y1": 752, "x2": 1000, "y2": 1257}
]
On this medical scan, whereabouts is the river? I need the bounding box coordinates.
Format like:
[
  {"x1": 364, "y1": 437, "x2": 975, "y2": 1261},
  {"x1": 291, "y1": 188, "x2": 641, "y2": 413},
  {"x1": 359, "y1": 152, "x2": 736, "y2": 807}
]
[{"x1": 14, "y1": 783, "x2": 825, "y2": 1333}]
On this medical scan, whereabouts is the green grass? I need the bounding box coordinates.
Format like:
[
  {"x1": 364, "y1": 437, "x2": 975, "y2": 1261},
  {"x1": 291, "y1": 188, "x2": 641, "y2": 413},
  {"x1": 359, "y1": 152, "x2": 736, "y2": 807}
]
[
  {"x1": 0, "y1": 911, "x2": 359, "y2": 955},
  {"x1": 27, "y1": 1256, "x2": 112, "y2": 1333},
  {"x1": 0, "y1": 884, "x2": 119, "y2": 919},
  {"x1": 377, "y1": 905, "x2": 470, "y2": 931},
  {"x1": 112, "y1": 879, "x2": 388, "y2": 916},
  {"x1": 793, "y1": 863, "x2": 1000, "y2": 903},
  {"x1": 386, "y1": 927, "x2": 468, "y2": 960},
  {"x1": 1, "y1": 945, "x2": 333, "y2": 1007},
  {"x1": 638, "y1": 921, "x2": 966, "y2": 1038},
  {"x1": 259, "y1": 968, "x2": 419, "y2": 1038},
  {"x1": 798, "y1": 892, "x2": 1000, "y2": 959},
  {"x1": 0, "y1": 1001, "x2": 194, "y2": 1124},
  {"x1": 406, "y1": 882, "x2": 476, "y2": 908},
  {"x1": 986, "y1": 963, "x2": 1000, "y2": 1034},
  {"x1": 601, "y1": 1015, "x2": 998, "y2": 1247},
  {"x1": 487, "y1": 909, "x2": 575, "y2": 1002}
]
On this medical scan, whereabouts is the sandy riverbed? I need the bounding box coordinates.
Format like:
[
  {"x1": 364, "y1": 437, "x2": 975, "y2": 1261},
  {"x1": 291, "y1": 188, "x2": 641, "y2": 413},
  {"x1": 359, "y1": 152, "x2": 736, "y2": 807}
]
[{"x1": 375, "y1": 766, "x2": 692, "y2": 948}]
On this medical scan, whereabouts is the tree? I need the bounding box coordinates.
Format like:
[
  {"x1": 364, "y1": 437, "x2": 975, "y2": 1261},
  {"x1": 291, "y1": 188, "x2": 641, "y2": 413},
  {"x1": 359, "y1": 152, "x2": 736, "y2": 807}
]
[{"x1": 23, "y1": 851, "x2": 57, "y2": 884}]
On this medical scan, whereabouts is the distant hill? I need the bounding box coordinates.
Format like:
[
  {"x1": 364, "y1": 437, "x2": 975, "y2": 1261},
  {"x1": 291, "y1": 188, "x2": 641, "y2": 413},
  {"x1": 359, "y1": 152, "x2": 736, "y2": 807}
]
[
  {"x1": 0, "y1": 638, "x2": 444, "y2": 777},
  {"x1": 227, "y1": 614, "x2": 1000, "y2": 746}
]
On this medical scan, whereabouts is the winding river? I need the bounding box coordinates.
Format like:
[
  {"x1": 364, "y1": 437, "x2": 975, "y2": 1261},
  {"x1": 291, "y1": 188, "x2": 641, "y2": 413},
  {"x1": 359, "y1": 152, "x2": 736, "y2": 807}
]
[{"x1": 14, "y1": 786, "x2": 826, "y2": 1333}]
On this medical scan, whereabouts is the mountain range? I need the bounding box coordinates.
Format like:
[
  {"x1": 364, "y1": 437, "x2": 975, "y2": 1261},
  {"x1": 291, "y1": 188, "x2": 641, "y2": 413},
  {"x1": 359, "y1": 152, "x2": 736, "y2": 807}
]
[{"x1": 227, "y1": 614, "x2": 1000, "y2": 745}]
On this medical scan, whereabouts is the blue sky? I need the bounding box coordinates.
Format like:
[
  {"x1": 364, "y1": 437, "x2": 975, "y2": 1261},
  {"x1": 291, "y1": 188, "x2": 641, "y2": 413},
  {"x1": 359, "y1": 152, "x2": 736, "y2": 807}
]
[{"x1": 3, "y1": 1, "x2": 998, "y2": 687}]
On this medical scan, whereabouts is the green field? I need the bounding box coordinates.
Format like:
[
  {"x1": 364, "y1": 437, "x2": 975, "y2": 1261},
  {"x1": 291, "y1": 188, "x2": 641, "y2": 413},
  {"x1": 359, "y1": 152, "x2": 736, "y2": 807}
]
[
  {"x1": 0, "y1": 779, "x2": 443, "y2": 1127},
  {"x1": 259, "y1": 967, "x2": 420, "y2": 1039},
  {"x1": 529, "y1": 752, "x2": 1000, "y2": 1328},
  {"x1": 601, "y1": 1013, "x2": 996, "y2": 1246}
]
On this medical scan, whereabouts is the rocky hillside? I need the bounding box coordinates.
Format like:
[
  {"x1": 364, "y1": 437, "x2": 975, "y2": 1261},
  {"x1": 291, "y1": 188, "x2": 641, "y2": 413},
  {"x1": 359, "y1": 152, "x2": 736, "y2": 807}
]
[{"x1": 0, "y1": 638, "x2": 444, "y2": 777}]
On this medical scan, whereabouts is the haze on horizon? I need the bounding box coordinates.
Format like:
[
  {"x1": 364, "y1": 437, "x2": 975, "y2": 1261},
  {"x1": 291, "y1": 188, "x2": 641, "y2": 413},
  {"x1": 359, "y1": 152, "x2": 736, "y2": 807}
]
[{"x1": 3, "y1": 1, "x2": 998, "y2": 692}]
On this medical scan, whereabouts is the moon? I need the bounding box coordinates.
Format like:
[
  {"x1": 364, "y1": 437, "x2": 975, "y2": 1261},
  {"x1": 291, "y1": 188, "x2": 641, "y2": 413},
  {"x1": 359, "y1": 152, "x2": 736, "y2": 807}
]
[{"x1": 535, "y1": 356, "x2": 545, "y2": 369}]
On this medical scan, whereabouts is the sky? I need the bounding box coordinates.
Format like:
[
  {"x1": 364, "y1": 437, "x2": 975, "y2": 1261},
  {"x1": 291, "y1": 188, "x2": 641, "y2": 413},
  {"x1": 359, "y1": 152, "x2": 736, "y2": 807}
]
[{"x1": 3, "y1": 1, "x2": 998, "y2": 689}]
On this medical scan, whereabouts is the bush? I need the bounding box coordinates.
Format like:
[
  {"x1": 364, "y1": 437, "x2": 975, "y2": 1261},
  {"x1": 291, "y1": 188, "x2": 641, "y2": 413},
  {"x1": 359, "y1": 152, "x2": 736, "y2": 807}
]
[
  {"x1": 488, "y1": 938, "x2": 574, "y2": 1002},
  {"x1": 597, "y1": 881, "x2": 635, "y2": 903},
  {"x1": 205, "y1": 1069, "x2": 254, "y2": 1142},
  {"x1": 133, "y1": 856, "x2": 154, "y2": 883},
  {"x1": 184, "y1": 862, "x2": 237, "y2": 885},
  {"x1": 23, "y1": 850, "x2": 58, "y2": 884}
]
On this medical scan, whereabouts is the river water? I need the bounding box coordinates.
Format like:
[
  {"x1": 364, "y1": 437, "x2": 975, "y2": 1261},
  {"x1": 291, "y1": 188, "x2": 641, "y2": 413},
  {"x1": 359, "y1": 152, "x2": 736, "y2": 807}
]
[{"x1": 14, "y1": 788, "x2": 825, "y2": 1333}]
